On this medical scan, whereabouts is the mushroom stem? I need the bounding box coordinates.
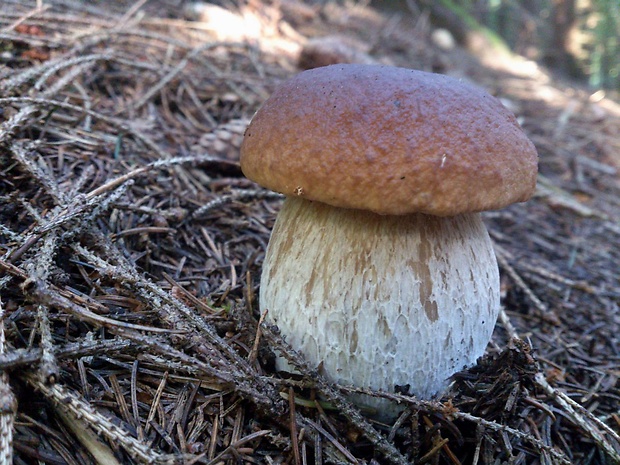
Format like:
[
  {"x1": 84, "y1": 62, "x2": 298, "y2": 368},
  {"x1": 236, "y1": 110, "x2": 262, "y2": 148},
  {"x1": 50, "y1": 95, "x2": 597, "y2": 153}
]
[{"x1": 261, "y1": 197, "x2": 500, "y2": 417}]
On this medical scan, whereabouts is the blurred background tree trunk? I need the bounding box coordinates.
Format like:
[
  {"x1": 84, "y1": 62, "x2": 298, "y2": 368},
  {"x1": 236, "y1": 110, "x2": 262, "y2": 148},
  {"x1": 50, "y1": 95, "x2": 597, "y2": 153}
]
[{"x1": 547, "y1": 0, "x2": 580, "y2": 75}]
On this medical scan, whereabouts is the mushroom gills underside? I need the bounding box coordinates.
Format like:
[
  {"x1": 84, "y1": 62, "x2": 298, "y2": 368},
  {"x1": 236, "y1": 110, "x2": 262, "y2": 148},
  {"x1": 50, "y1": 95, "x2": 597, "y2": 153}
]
[{"x1": 260, "y1": 197, "x2": 500, "y2": 417}]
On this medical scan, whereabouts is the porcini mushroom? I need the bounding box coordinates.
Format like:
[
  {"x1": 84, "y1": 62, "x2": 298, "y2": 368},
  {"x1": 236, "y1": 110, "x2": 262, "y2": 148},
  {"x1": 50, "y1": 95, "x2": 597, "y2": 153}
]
[{"x1": 240, "y1": 64, "x2": 538, "y2": 417}]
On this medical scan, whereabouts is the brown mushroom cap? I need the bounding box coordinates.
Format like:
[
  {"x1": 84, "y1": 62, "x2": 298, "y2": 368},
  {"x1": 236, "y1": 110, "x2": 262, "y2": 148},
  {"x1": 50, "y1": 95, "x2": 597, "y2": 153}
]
[{"x1": 240, "y1": 64, "x2": 538, "y2": 216}]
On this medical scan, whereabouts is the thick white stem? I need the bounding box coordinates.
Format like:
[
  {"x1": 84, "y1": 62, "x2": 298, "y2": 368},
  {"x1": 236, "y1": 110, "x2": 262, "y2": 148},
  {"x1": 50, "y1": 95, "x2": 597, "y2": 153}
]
[{"x1": 261, "y1": 197, "x2": 499, "y2": 416}]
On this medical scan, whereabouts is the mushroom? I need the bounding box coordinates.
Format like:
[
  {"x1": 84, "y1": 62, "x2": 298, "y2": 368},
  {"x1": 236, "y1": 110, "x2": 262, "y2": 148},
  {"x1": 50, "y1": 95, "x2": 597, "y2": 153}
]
[{"x1": 240, "y1": 64, "x2": 538, "y2": 418}]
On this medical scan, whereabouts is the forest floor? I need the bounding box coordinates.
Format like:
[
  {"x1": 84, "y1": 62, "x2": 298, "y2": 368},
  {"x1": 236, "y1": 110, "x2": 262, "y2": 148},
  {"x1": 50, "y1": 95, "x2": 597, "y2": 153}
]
[{"x1": 0, "y1": 1, "x2": 619, "y2": 464}]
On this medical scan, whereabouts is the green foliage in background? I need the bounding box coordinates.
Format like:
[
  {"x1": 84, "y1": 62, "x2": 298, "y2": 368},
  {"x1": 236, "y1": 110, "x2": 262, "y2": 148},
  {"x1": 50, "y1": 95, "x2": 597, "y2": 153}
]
[
  {"x1": 589, "y1": 0, "x2": 619, "y2": 90},
  {"x1": 442, "y1": 0, "x2": 620, "y2": 91}
]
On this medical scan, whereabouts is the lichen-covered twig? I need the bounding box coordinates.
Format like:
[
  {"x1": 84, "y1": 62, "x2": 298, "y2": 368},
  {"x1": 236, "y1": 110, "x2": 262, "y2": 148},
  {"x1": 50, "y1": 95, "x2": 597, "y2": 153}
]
[
  {"x1": 0, "y1": 302, "x2": 17, "y2": 465},
  {"x1": 261, "y1": 323, "x2": 411, "y2": 465},
  {"x1": 73, "y1": 243, "x2": 285, "y2": 416},
  {"x1": 534, "y1": 373, "x2": 620, "y2": 463},
  {"x1": 0, "y1": 337, "x2": 133, "y2": 371},
  {"x1": 24, "y1": 372, "x2": 175, "y2": 464},
  {"x1": 499, "y1": 308, "x2": 620, "y2": 463}
]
